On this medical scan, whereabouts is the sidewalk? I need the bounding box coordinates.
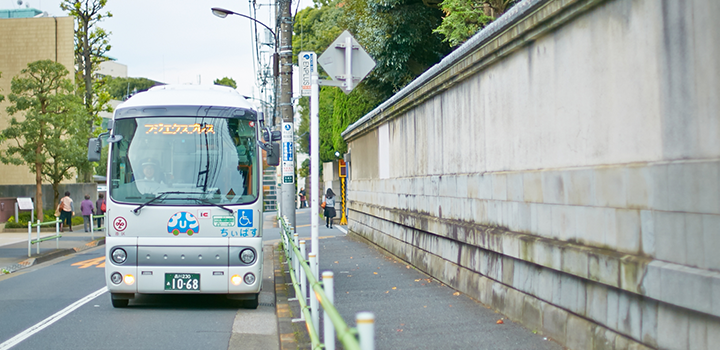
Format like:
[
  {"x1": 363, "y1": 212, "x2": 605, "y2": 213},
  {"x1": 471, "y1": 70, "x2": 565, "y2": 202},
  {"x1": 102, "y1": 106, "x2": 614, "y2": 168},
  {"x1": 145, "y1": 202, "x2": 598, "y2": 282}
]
[
  {"x1": 0, "y1": 223, "x2": 105, "y2": 274},
  {"x1": 274, "y1": 220, "x2": 564, "y2": 350}
]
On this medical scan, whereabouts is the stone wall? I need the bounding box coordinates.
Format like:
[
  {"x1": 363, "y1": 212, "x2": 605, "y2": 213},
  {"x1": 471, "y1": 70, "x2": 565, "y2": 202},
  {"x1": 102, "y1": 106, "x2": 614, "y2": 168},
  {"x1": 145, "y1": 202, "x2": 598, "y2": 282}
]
[
  {"x1": 342, "y1": 0, "x2": 720, "y2": 349},
  {"x1": 0, "y1": 183, "x2": 98, "y2": 221}
]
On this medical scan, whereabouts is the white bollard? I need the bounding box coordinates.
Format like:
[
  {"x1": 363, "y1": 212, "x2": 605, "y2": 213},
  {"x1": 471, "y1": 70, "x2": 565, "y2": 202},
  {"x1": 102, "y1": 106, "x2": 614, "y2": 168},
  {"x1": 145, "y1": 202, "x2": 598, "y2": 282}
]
[
  {"x1": 357, "y1": 312, "x2": 375, "y2": 350},
  {"x1": 309, "y1": 253, "x2": 319, "y2": 332},
  {"x1": 323, "y1": 271, "x2": 335, "y2": 350}
]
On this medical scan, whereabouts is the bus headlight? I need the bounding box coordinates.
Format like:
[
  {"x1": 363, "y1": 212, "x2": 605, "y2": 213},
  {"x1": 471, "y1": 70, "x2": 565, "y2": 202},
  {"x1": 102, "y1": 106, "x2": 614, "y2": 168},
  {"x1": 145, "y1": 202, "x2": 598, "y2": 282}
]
[
  {"x1": 110, "y1": 272, "x2": 122, "y2": 284},
  {"x1": 244, "y1": 273, "x2": 256, "y2": 285},
  {"x1": 111, "y1": 248, "x2": 127, "y2": 264},
  {"x1": 239, "y1": 249, "x2": 255, "y2": 264}
]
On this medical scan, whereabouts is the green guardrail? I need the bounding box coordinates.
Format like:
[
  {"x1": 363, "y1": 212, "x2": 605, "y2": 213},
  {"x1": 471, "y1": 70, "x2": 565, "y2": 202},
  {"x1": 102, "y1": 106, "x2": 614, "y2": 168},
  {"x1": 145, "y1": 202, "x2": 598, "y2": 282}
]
[
  {"x1": 90, "y1": 214, "x2": 106, "y2": 239},
  {"x1": 28, "y1": 219, "x2": 62, "y2": 257},
  {"x1": 27, "y1": 214, "x2": 106, "y2": 257},
  {"x1": 278, "y1": 216, "x2": 368, "y2": 350}
]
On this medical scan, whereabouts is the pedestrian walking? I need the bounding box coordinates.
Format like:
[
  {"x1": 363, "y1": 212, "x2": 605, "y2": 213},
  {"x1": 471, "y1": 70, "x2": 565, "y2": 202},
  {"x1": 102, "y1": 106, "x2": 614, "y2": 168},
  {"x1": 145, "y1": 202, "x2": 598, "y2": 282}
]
[
  {"x1": 95, "y1": 193, "x2": 105, "y2": 228},
  {"x1": 299, "y1": 188, "x2": 306, "y2": 208},
  {"x1": 81, "y1": 194, "x2": 94, "y2": 232},
  {"x1": 58, "y1": 191, "x2": 74, "y2": 232},
  {"x1": 324, "y1": 188, "x2": 336, "y2": 228}
]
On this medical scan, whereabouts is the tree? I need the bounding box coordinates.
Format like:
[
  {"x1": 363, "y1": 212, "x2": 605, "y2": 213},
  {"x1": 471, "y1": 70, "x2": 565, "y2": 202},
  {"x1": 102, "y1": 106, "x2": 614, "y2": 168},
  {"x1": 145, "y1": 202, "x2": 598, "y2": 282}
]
[
  {"x1": 213, "y1": 77, "x2": 237, "y2": 89},
  {"x1": 433, "y1": 0, "x2": 519, "y2": 47},
  {"x1": 292, "y1": 0, "x2": 449, "y2": 162},
  {"x1": 105, "y1": 76, "x2": 160, "y2": 100},
  {"x1": 60, "y1": 0, "x2": 112, "y2": 112},
  {"x1": 0, "y1": 60, "x2": 92, "y2": 219},
  {"x1": 61, "y1": 0, "x2": 113, "y2": 182},
  {"x1": 343, "y1": 0, "x2": 450, "y2": 95}
]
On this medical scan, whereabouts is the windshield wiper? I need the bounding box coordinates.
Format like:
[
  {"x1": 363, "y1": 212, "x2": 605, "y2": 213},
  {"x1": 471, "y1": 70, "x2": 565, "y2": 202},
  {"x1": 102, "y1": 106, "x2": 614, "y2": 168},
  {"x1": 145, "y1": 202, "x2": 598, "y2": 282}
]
[
  {"x1": 133, "y1": 191, "x2": 175, "y2": 214},
  {"x1": 132, "y1": 191, "x2": 233, "y2": 214}
]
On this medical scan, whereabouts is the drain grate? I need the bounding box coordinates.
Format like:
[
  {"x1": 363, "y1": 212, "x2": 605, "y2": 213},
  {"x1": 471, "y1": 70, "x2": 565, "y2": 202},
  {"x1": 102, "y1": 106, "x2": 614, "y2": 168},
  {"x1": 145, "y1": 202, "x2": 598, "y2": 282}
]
[{"x1": 259, "y1": 302, "x2": 276, "y2": 307}]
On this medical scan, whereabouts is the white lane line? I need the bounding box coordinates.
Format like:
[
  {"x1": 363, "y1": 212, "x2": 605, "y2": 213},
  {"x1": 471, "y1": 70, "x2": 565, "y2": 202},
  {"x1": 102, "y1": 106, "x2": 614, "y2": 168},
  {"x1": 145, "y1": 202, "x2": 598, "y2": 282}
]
[
  {"x1": 335, "y1": 226, "x2": 347, "y2": 234},
  {"x1": 0, "y1": 286, "x2": 108, "y2": 350}
]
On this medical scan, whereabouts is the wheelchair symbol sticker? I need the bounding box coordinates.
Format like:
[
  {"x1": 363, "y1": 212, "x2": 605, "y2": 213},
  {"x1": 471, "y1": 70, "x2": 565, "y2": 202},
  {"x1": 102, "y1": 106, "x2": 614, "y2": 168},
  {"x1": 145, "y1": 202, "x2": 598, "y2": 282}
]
[{"x1": 237, "y1": 210, "x2": 253, "y2": 228}]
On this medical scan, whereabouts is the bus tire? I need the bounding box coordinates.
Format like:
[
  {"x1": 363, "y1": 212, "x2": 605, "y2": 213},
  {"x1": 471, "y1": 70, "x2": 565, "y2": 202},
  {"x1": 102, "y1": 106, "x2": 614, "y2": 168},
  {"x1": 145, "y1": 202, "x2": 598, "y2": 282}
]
[{"x1": 111, "y1": 295, "x2": 129, "y2": 308}]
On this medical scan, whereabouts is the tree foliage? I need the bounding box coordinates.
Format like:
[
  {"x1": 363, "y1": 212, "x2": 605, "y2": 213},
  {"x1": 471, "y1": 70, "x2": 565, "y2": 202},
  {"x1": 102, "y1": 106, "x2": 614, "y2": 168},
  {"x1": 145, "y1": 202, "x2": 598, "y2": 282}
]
[
  {"x1": 105, "y1": 76, "x2": 161, "y2": 100},
  {"x1": 292, "y1": 0, "x2": 449, "y2": 163},
  {"x1": 0, "y1": 60, "x2": 92, "y2": 218},
  {"x1": 61, "y1": 0, "x2": 113, "y2": 181},
  {"x1": 434, "y1": 0, "x2": 519, "y2": 47},
  {"x1": 433, "y1": 0, "x2": 491, "y2": 47},
  {"x1": 343, "y1": 0, "x2": 450, "y2": 95},
  {"x1": 60, "y1": 0, "x2": 112, "y2": 112},
  {"x1": 213, "y1": 77, "x2": 238, "y2": 89}
]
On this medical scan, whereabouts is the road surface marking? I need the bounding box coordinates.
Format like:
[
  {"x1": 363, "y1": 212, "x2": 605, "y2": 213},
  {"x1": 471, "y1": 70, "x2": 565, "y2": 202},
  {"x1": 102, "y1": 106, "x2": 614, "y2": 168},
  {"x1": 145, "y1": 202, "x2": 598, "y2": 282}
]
[
  {"x1": 0, "y1": 286, "x2": 107, "y2": 350},
  {"x1": 71, "y1": 257, "x2": 105, "y2": 268}
]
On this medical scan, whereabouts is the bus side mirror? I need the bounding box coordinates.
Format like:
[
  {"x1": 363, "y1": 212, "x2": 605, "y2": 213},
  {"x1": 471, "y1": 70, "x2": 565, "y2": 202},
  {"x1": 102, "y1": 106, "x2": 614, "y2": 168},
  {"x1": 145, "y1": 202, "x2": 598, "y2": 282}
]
[
  {"x1": 88, "y1": 138, "x2": 101, "y2": 162},
  {"x1": 266, "y1": 142, "x2": 280, "y2": 166}
]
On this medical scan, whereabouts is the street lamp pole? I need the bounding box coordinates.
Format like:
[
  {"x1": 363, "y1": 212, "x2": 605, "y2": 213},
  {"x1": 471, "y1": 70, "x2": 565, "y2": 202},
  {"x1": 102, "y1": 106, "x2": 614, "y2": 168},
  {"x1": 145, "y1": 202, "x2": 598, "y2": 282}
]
[{"x1": 212, "y1": 6, "x2": 296, "y2": 230}]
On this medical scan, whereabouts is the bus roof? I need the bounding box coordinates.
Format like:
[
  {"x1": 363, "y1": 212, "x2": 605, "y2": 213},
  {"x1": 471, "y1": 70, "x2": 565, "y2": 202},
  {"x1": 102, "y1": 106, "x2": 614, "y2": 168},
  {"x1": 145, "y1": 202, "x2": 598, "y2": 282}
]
[{"x1": 115, "y1": 85, "x2": 255, "y2": 112}]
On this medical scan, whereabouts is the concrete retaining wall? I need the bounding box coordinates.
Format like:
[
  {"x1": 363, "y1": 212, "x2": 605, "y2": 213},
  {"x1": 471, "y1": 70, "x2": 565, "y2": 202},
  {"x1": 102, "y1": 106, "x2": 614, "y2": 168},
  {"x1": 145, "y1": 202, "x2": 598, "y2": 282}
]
[{"x1": 342, "y1": 0, "x2": 720, "y2": 349}]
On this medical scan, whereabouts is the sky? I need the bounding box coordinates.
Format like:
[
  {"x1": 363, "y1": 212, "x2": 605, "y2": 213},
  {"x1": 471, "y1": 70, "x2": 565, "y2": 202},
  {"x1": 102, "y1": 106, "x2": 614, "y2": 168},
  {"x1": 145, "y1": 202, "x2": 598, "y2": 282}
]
[{"x1": 2, "y1": 0, "x2": 314, "y2": 99}]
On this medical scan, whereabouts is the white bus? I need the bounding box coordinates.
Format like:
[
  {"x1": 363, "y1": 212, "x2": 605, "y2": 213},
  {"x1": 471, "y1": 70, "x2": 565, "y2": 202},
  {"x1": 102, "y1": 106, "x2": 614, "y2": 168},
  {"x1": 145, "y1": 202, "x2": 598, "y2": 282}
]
[{"x1": 88, "y1": 85, "x2": 280, "y2": 308}]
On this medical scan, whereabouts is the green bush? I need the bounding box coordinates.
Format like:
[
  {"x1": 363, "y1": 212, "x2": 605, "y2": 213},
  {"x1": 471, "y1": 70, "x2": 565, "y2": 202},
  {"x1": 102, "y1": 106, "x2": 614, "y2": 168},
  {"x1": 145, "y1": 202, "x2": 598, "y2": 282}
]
[{"x1": 4, "y1": 211, "x2": 80, "y2": 228}]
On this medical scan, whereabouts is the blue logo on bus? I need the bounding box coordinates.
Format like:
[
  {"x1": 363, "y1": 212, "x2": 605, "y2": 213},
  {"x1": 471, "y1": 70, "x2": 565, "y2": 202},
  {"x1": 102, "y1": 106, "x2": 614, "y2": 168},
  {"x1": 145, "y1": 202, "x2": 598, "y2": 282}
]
[
  {"x1": 237, "y1": 210, "x2": 253, "y2": 228},
  {"x1": 168, "y1": 212, "x2": 200, "y2": 236}
]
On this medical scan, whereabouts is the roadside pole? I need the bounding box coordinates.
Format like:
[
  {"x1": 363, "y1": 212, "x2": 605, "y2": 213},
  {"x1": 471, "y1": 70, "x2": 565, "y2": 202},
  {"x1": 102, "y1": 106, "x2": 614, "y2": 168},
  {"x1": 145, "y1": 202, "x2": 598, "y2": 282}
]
[
  {"x1": 278, "y1": 0, "x2": 295, "y2": 230},
  {"x1": 302, "y1": 31, "x2": 375, "y2": 277},
  {"x1": 310, "y1": 72, "x2": 320, "y2": 268}
]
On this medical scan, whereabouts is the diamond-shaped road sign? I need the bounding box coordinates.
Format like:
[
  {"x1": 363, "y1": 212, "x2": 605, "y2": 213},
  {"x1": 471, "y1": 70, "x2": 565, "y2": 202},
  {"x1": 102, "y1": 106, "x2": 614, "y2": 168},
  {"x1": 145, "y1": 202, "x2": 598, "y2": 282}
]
[{"x1": 318, "y1": 30, "x2": 375, "y2": 93}]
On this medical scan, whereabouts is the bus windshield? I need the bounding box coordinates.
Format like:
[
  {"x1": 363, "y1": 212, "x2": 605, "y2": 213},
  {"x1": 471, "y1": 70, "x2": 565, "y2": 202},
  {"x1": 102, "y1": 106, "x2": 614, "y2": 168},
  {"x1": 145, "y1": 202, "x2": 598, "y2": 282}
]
[{"x1": 109, "y1": 116, "x2": 258, "y2": 205}]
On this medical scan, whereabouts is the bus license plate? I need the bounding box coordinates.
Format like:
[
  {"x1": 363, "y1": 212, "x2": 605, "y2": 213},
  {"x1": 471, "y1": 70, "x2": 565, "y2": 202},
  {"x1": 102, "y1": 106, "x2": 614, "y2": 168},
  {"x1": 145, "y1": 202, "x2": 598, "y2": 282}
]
[{"x1": 165, "y1": 273, "x2": 200, "y2": 291}]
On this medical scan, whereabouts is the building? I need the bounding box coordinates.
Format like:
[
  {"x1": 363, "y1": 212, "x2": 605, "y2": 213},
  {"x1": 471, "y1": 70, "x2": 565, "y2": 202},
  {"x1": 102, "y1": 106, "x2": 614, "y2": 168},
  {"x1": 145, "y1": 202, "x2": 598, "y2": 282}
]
[{"x1": 0, "y1": 9, "x2": 74, "y2": 186}]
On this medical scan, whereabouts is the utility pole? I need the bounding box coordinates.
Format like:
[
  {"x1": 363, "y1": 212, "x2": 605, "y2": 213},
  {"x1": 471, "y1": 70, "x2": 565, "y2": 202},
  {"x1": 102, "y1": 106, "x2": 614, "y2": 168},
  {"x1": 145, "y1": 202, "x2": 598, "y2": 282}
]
[{"x1": 278, "y1": 0, "x2": 296, "y2": 229}]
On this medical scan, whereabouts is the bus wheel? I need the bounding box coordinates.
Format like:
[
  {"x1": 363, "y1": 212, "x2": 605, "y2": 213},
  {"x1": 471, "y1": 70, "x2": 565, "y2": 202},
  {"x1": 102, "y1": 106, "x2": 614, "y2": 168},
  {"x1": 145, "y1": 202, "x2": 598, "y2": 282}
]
[
  {"x1": 111, "y1": 295, "x2": 129, "y2": 308},
  {"x1": 187, "y1": 230, "x2": 194, "y2": 236}
]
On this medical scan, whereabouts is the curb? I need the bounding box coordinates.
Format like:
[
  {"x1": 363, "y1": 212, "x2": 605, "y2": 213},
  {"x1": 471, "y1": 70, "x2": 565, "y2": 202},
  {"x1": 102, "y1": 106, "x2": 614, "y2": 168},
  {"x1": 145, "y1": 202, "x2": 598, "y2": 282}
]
[
  {"x1": 0, "y1": 237, "x2": 105, "y2": 275},
  {"x1": 274, "y1": 242, "x2": 311, "y2": 350}
]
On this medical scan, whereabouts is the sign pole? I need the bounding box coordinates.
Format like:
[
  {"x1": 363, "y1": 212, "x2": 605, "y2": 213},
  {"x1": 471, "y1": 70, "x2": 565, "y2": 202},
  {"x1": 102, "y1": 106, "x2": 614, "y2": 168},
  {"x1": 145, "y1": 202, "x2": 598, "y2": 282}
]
[{"x1": 310, "y1": 72, "x2": 320, "y2": 272}]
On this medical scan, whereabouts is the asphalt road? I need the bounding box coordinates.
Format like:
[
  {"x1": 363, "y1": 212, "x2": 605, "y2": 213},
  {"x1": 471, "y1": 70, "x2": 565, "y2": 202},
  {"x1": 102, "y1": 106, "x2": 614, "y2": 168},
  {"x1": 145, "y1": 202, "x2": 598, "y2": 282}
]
[
  {"x1": 0, "y1": 211, "x2": 285, "y2": 350},
  {"x1": 0, "y1": 247, "x2": 245, "y2": 350}
]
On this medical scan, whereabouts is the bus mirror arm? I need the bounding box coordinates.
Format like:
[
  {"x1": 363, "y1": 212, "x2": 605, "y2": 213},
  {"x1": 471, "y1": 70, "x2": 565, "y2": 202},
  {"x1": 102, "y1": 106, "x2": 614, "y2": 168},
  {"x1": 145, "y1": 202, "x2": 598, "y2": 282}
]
[
  {"x1": 256, "y1": 140, "x2": 280, "y2": 167},
  {"x1": 256, "y1": 125, "x2": 280, "y2": 166},
  {"x1": 87, "y1": 132, "x2": 123, "y2": 162}
]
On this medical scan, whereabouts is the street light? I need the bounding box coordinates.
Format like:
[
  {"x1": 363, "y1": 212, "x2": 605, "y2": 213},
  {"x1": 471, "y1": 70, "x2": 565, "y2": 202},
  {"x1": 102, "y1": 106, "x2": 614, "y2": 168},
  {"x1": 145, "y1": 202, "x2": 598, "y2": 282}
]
[{"x1": 211, "y1": 7, "x2": 276, "y2": 39}]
